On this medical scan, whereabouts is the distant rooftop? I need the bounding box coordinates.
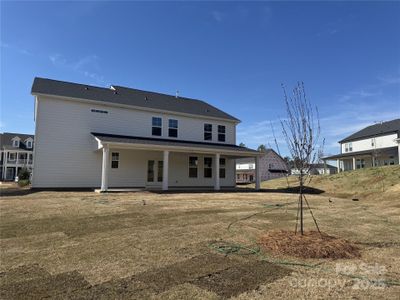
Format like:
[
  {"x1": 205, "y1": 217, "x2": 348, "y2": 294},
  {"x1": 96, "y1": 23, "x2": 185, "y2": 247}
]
[
  {"x1": 31, "y1": 77, "x2": 240, "y2": 122},
  {"x1": 339, "y1": 119, "x2": 400, "y2": 143}
]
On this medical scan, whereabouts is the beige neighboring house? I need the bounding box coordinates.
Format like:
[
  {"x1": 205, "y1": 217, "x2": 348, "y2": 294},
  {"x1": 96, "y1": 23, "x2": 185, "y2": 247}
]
[
  {"x1": 31, "y1": 77, "x2": 263, "y2": 191},
  {"x1": 236, "y1": 149, "x2": 289, "y2": 184},
  {"x1": 323, "y1": 119, "x2": 400, "y2": 172},
  {"x1": 0, "y1": 132, "x2": 34, "y2": 181}
]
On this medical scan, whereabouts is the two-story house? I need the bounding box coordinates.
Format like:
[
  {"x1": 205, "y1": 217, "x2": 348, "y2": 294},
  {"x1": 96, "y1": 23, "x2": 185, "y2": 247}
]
[
  {"x1": 31, "y1": 78, "x2": 262, "y2": 191},
  {"x1": 0, "y1": 132, "x2": 34, "y2": 181},
  {"x1": 236, "y1": 149, "x2": 289, "y2": 184},
  {"x1": 323, "y1": 119, "x2": 400, "y2": 172}
]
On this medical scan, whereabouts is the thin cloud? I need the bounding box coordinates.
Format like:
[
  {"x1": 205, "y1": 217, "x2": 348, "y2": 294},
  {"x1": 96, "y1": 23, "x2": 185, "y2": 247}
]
[
  {"x1": 1, "y1": 42, "x2": 33, "y2": 56},
  {"x1": 49, "y1": 53, "x2": 106, "y2": 85},
  {"x1": 210, "y1": 10, "x2": 224, "y2": 22}
]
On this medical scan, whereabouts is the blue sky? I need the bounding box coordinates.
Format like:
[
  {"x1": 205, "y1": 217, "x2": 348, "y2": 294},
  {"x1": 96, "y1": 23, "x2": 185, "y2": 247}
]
[{"x1": 1, "y1": 1, "x2": 399, "y2": 156}]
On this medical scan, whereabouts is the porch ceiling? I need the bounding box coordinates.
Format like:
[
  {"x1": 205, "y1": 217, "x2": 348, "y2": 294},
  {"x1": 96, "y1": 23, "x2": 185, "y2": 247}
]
[
  {"x1": 92, "y1": 132, "x2": 260, "y2": 157},
  {"x1": 323, "y1": 146, "x2": 398, "y2": 160}
]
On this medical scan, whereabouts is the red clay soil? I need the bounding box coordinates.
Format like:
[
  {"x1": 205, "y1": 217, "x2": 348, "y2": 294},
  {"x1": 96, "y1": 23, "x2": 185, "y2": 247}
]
[{"x1": 259, "y1": 230, "x2": 361, "y2": 259}]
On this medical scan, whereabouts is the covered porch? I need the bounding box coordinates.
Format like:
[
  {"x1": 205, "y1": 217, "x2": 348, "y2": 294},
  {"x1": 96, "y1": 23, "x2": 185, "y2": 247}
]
[
  {"x1": 323, "y1": 146, "x2": 399, "y2": 173},
  {"x1": 92, "y1": 132, "x2": 262, "y2": 192}
]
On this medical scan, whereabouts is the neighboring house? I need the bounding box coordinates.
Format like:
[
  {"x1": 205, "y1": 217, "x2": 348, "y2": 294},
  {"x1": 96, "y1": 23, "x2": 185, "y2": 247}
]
[
  {"x1": 291, "y1": 163, "x2": 337, "y2": 176},
  {"x1": 236, "y1": 149, "x2": 289, "y2": 184},
  {"x1": 323, "y1": 119, "x2": 400, "y2": 172},
  {"x1": 0, "y1": 133, "x2": 34, "y2": 181},
  {"x1": 31, "y1": 77, "x2": 262, "y2": 191}
]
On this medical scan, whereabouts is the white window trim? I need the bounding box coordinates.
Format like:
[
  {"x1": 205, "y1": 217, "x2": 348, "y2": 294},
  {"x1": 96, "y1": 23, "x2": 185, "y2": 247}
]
[
  {"x1": 9, "y1": 153, "x2": 16, "y2": 161},
  {"x1": 111, "y1": 152, "x2": 119, "y2": 169},
  {"x1": 204, "y1": 157, "x2": 213, "y2": 178},
  {"x1": 152, "y1": 116, "x2": 163, "y2": 136},
  {"x1": 168, "y1": 119, "x2": 178, "y2": 138},
  {"x1": 204, "y1": 123, "x2": 212, "y2": 141},
  {"x1": 218, "y1": 125, "x2": 226, "y2": 142},
  {"x1": 188, "y1": 156, "x2": 198, "y2": 178}
]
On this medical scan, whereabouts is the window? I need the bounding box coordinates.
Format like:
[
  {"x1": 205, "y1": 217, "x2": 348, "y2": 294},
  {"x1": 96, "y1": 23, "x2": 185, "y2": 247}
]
[
  {"x1": 356, "y1": 159, "x2": 365, "y2": 169},
  {"x1": 189, "y1": 156, "x2": 198, "y2": 178},
  {"x1": 91, "y1": 109, "x2": 108, "y2": 114},
  {"x1": 26, "y1": 140, "x2": 32, "y2": 148},
  {"x1": 204, "y1": 124, "x2": 212, "y2": 141},
  {"x1": 28, "y1": 154, "x2": 33, "y2": 163},
  {"x1": 219, "y1": 158, "x2": 226, "y2": 178},
  {"x1": 9, "y1": 153, "x2": 16, "y2": 161},
  {"x1": 218, "y1": 125, "x2": 226, "y2": 142},
  {"x1": 157, "y1": 161, "x2": 163, "y2": 182},
  {"x1": 345, "y1": 142, "x2": 353, "y2": 152},
  {"x1": 12, "y1": 140, "x2": 19, "y2": 147},
  {"x1": 111, "y1": 152, "x2": 119, "y2": 168},
  {"x1": 152, "y1": 117, "x2": 162, "y2": 136},
  {"x1": 371, "y1": 139, "x2": 375, "y2": 147},
  {"x1": 168, "y1": 119, "x2": 178, "y2": 138},
  {"x1": 147, "y1": 160, "x2": 155, "y2": 182},
  {"x1": 204, "y1": 157, "x2": 212, "y2": 178}
]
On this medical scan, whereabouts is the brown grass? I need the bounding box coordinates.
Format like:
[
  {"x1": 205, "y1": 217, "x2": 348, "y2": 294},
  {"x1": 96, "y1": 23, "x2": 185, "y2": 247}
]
[
  {"x1": 259, "y1": 230, "x2": 361, "y2": 259},
  {"x1": 0, "y1": 169, "x2": 399, "y2": 299}
]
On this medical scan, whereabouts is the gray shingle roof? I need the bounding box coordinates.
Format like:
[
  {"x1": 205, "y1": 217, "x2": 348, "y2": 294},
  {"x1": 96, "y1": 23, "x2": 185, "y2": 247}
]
[
  {"x1": 339, "y1": 119, "x2": 400, "y2": 143},
  {"x1": 31, "y1": 77, "x2": 240, "y2": 122},
  {"x1": 323, "y1": 146, "x2": 398, "y2": 160},
  {"x1": 92, "y1": 132, "x2": 259, "y2": 155},
  {"x1": 0, "y1": 132, "x2": 34, "y2": 150}
]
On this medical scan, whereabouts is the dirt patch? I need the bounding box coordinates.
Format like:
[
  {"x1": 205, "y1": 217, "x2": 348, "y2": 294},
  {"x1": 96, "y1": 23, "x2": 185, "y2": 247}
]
[
  {"x1": 259, "y1": 230, "x2": 361, "y2": 259},
  {"x1": 132, "y1": 253, "x2": 242, "y2": 293},
  {"x1": 193, "y1": 260, "x2": 291, "y2": 298},
  {"x1": 0, "y1": 267, "x2": 90, "y2": 299}
]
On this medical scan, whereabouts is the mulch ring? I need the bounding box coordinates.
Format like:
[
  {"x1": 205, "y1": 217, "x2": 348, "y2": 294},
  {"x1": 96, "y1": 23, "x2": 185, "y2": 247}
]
[{"x1": 259, "y1": 230, "x2": 361, "y2": 259}]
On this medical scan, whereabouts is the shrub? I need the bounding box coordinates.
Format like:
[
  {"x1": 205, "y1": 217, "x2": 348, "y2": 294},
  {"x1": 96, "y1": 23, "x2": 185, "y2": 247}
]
[
  {"x1": 18, "y1": 168, "x2": 31, "y2": 181},
  {"x1": 18, "y1": 179, "x2": 30, "y2": 187}
]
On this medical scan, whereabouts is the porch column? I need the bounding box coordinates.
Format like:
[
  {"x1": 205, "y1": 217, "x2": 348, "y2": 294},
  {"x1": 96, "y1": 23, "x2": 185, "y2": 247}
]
[
  {"x1": 352, "y1": 157, "x2": 356, "y2": 170},
  {"x1": 162, "y1": 150, "x2": 169, "y2": 191},
  {"x1": 323, "y1": 160, "x2": 327, "y2": 175},
  {"x1": 255, "y1": 156, "x2": 261, "y2": 190},
  {"x1": 214, "y1": 153, "x2": 220, "y2": 191},
  {"x1": 372, "y1": 155, "x2": 375, "y2": 167},
  {"x1": 337, "y1": 159, "x2": 340, "y2": 173},
  {"x1": 398, "y1": 143, "x2": 400, "y2": 165},
  {"x1": 101, "y1": 145, "x2": 109, "y2": 192}
]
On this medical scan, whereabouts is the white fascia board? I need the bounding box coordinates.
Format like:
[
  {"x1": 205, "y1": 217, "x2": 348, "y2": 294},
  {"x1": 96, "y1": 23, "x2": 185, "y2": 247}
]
[
  {"x1": 95, "y1": 141, "x2": 258, "y2": 157},
  {"x1": 32, "y1": 92, "x2": 241, "y2": 124}
]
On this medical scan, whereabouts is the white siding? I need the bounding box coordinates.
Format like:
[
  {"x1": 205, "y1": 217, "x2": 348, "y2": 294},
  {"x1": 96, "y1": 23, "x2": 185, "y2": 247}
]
[
  {"x1": 32, "y1": 96, "x2": 237, "y2": 188},
  {"x1": 341, "y1": 133, "x2": 398, "y2": 153}
]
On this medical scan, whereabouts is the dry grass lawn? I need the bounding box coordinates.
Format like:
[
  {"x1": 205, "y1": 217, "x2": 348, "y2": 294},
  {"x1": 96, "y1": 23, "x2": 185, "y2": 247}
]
[{"x1": 1, "y1": 166, "x2": 399, "y2": 299}]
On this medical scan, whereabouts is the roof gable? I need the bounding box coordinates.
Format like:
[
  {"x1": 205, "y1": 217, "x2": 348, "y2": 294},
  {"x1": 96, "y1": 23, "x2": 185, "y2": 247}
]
[
  {"x1": 31, "y1": 77, "x2": 240, "y2": 122},
  {"x1": 0, "y1": 132, "x2": 34, "y2": 150},
  {"x1": 340, "y1": 119, "x2": 400, "y2": 143}
]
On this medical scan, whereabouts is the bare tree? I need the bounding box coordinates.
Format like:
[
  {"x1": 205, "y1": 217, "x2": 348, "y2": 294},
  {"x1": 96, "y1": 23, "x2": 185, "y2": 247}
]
[{"x1": 280, "y1": 82, "x2": 324, "y2": 235}]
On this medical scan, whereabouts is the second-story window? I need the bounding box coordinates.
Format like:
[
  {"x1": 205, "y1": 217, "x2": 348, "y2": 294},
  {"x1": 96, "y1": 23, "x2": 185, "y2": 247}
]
[
  {"x1": 26, "y1": 140, "x2": 32, "y2": 148},
  {"x1": 371, "y1": 138, "x2": 375, "y2": 147},
  {"x1": 344, "y1": 143, "x2": 353, "y2": 152},
  {"x1": 204, "y1": 124, "x2": 212, "y2": 141},
  {"x1": 12, "y1": 140, "x2": 19, "y2": 147},
  {"x1": 218, "y1": 125, "x2": 226, "y2": 142},
  {"x1": 152, "y1": 117, "x2": 162, "y2": 136},
  {"x1": 168, "y1": 119, "x2": 178, "y2": 138}
]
